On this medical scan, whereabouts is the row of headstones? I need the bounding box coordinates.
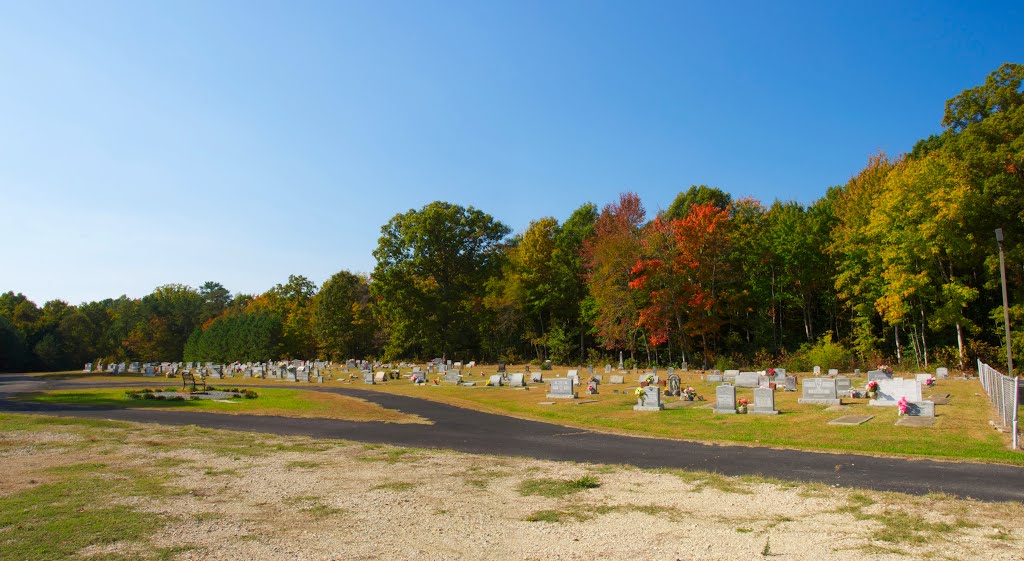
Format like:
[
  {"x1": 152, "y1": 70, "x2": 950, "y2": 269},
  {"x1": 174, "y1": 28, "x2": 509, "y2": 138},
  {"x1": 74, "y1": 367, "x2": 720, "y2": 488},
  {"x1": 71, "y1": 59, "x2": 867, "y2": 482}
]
[{"x1": 797, "y1": 376, "x2": 935, "y2": 416}]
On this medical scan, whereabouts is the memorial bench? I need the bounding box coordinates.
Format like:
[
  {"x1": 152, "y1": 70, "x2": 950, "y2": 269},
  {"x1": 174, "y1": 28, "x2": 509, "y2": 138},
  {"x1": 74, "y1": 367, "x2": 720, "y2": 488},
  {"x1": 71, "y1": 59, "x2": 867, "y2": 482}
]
[{"x1": 181, "y1": 370, "x2": 206, "y2": 392}]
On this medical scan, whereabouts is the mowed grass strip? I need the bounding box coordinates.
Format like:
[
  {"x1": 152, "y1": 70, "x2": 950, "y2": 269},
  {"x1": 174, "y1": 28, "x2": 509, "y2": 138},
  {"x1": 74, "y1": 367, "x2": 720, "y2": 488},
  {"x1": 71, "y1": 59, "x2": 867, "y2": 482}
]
[{"x1": 19, "y1": 387, "x2": 429, "y2": 424}]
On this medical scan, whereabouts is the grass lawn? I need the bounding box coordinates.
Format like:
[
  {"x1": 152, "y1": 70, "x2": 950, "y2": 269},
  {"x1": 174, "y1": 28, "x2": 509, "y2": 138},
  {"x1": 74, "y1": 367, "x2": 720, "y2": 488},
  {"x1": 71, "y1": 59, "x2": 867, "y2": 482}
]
[{"x1": 17, "y1": 387, "x2": 428, "y2": 424}]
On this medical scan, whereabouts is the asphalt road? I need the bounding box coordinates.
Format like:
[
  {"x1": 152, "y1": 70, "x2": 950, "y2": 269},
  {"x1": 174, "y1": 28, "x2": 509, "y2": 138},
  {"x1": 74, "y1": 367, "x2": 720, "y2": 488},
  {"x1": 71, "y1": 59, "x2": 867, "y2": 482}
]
[{"x1": 2, "y1": 374, "x2": 1022, "y2": 503}]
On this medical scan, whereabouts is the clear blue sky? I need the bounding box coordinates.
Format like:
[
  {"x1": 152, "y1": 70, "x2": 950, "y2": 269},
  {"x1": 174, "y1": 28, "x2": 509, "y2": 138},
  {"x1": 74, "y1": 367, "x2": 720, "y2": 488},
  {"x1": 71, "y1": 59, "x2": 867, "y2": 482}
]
[{"x1": 2, "y1": 0, "x2": 1022, "y2": 305}]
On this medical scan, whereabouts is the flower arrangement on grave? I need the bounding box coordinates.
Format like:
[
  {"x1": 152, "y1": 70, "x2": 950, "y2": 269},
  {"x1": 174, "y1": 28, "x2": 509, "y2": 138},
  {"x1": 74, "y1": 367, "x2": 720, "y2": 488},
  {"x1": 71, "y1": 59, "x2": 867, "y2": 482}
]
[
  {"x1": 877, "y1": 364, "x2": 893, "y2": 375},
  {"x1": 924, "y1": 375, "x2": 935, "y2": 387},
  {"x1": 634, "y1": 387, "x2": 646, "y2": 403},
  {"x1": 737, "y1": 398, "x2": 749, "y2": 414},
  {"x1": 865, "y1": 380, "x2": 879, "y2": 398},
  {"x1": 642, "y1": 374, "x2": 655, "y2": 386},
  {"x1": 683, "y1": 386, "x2": 697, "y2": 401},
  {"x1": 897, "y1": 396, "x2": 909, "y2": 416}
]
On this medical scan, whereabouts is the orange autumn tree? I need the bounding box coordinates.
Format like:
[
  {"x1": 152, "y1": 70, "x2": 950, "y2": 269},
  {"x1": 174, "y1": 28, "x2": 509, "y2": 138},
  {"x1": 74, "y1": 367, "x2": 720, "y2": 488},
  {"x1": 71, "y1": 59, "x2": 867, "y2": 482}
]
[
  {"x1": 630, "y1": 201, "x2": 731, "y2": 365},
  {"x1": 583, "y1": 192, "x2": 647, "y2": 359}
]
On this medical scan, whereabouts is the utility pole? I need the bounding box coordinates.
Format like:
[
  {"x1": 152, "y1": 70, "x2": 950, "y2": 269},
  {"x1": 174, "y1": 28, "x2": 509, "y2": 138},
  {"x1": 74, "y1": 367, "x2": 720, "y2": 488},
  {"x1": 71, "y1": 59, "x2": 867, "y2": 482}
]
[{"x1": 996, "y1": 228, "x2": 1013, "y2": 375}]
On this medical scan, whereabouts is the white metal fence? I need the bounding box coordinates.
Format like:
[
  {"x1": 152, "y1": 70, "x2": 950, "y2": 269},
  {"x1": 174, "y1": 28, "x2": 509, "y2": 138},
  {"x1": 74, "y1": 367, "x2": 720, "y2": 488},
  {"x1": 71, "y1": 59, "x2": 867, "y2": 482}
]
[{"x1": 977, "y1": 360, "x2": 1020, "y2": 450}]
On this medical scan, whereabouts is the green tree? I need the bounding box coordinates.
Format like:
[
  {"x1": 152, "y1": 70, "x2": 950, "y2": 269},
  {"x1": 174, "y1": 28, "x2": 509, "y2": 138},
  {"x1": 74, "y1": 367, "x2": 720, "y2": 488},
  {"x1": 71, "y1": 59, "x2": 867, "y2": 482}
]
[
  {"x1": 314, "y1": 270, "x2": 376, "y2": 360},
  {"x1": 372, "y1": 201, "x2": 510, "y2": 359}
]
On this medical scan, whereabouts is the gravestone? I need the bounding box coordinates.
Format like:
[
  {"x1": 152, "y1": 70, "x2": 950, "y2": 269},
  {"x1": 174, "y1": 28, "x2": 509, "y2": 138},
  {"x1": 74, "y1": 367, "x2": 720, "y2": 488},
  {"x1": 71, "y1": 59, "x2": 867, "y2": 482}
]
[
  {"x1": 530, "y1": 372, "x2": 543, "y2": 383},
  {"x1": 488, "y1": 374, "x2": 503, "y2": 387},
  {"x1": 667, "y1": 367, "x2": 675, "y2": 377},
  {"x1": 374, "y1": 372, "x2": 386, "y2": 383},
  {"x1": 936, "y1": 367, "x2": 949, "y2": 379},
  {"x1": 210, "y1": 365, "x2": 224, "y2": 379},
  {"x1": 713, "y1": 385, "x2": 737, "y2": 414},
  {"x1": 915, "y1": 373, "x2": 933, "y2": 384},
  {"x1": 363, "y1": 371, "x2": 375, "y2": 384},
  {"x1": 605, "y1": 364, "x2": 612, "y2": 374},
  {"x1": 509, "y1": 373, "x2": 526, "y2": 387},
  {"x1": 869, "y1": 378, "x2": 923, "y2": 406},
  {"x1": 567, "y1": 370, "x2": 580, "y2": 385},
  {"x1": 128, "y1": 362, "x2": 140, "y2": 373},
  {"x1": 411, "y1": 371, "x2": 426, "y2": 384},
  {"x1": 454, "y1": 362, "x2": 462, "y2": 370},
  {"x1": 618, "y1": 351, "x2": 624, "y2": 369},
  {"x1": 587, "y1": 365, "x2": 594, "y2": 376},
  {"x1": 83, "y1": 363, "x2": 92, "y2": 372},
  {"x1": 835, "y1": 377, "x2": 852, "y2": 396},
  {"x1": 723, "y1": 369, "x2": 739, "y2": 382},
  {"x1": 143, "y1": 365, "x2": 156, "y2": 377},
  {"x1": 706, "y1": 370, "x2": 723, "y2": 383},
  {"x1": 445, "y1": 370, "x2": 462, "y2": 384},
  {"x1": 798, "y1": 378, "x2": 841, "y2": 405},
  {"x1": 854, "y1": 368, "x2": 861, "y2": 376},
  {"x1": 497, "y1": 362, "x2": 506, "y2": 373},
  {"x1": 609, "y1": 375, "x2": 624, "y2": 385},
  {"x1": 547, "y1": 378, "x2": 577, "y2": 399},
  {"x1": 593, "y1": 374, "x2": 602, "y2": 383},
  {"x1": 757, "y1": 374, "x2": 770, "y2": 388},
  {"x1": 750, "y1": 387, "x2": 778, "y2": 415},
  {"x1": 813, "y1": 366, "x2": 821, "y2": 375},
  {"x1": 667, "y1": 373, "x2": 681, "y2": 396},
  {"x1": 284, "y1": 366, "x2": 296, "y2": 382},
  {"x1": 906, "y1": 401, "x2": 935, "y2": 417},
  {"x1": 296, "y1": 366, "x2": 310, "y2": 383},
  {"x1": 772, "y1": 368, "x2": 786, "y2": 381},
  {"x1": 828, "y1": 368, "x2": 839, "y2": 376},
  {"x1": 867, "y1": 370, "x2": 892, "y2": 382},
  {"x1": 633, "y1": 385, "x2": 664, "y2": 411},
  {"x1": 735, "y1": 372, "x2": 759, "y2": 388},
  {"x1": 638, "y1": 373, "x2": 659, "y2": 384}
]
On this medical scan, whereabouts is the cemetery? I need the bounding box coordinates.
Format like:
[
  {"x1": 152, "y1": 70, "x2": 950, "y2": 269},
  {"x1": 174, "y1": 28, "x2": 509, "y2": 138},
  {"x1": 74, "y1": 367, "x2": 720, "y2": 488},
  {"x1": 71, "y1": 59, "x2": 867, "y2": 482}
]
[{"x1": 19, "y1": 361, "x2": 1022, "y2": 465}]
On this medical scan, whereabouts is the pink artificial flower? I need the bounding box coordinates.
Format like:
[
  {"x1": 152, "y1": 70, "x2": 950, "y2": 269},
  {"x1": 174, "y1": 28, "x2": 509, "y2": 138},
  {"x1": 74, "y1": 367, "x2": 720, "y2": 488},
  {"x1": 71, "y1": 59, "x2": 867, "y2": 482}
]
[{"x1": 897, "y1": 396, "x2": 908, "y2": 415}]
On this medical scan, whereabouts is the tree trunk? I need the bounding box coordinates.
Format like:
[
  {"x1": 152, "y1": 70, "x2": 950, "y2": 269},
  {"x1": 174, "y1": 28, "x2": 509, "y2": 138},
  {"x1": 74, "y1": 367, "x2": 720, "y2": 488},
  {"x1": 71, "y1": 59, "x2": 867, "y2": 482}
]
[
  {"x1": 920, "y1": 306, "x2": 929, "y2": 369},
  {"x1": 894, "y1": 324, "x2": 902, "y2": 365},
  {"x1": 956, "y1": 322, "x2": 965, "y2": 370}
]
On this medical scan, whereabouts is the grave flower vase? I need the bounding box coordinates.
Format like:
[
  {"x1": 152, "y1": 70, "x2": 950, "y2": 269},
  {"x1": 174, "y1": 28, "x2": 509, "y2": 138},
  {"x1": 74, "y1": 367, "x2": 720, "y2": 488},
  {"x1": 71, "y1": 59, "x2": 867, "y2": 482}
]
[
  {"x1": 640, "y1": 381, "x2": 649, "y2": 388},
  {"x1": 737, "y1": 404, "x2": 747, "y2": 414}
]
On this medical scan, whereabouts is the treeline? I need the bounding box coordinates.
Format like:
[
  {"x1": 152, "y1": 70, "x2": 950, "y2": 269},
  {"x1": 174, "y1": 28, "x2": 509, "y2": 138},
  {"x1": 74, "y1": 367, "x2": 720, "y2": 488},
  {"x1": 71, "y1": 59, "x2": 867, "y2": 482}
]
[{"x1": 2, "y1": 64, "x2": 1022, "y2": 372}]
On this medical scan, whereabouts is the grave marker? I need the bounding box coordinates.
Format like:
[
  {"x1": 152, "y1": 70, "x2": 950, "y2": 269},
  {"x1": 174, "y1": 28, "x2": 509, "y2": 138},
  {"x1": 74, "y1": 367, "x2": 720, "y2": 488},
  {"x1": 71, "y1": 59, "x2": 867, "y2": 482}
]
[
  {"x1": 547, "y1": 378, "x2": 577, "y2": 399},
  {"x1": 798, "y1": 378, "x2": 841, "y2": 405},
  {"x1": 609, "y1": 375, "x2": 624, "y2": 385},
  {"x1": 633, "y1": 385, "x2": 664, "y2": 411},
  {"x1": 835, "y1": 377, "x2": 852, "y2": 395},
  {"x1": 869, "y1": 378, "x2": 923, "y2": 406},
  {"x1": 735, "y1": 372, "x2": 759, "y2": 388},
  {"x1": 509, "y1": 373, "x2": 526, "y2": 387},
  {"x1": 713, "y1": 385, "x2": 737, "y2": 414},
  {"x1": 750, "y1": 387, "x2": 778, "y2": 415}
]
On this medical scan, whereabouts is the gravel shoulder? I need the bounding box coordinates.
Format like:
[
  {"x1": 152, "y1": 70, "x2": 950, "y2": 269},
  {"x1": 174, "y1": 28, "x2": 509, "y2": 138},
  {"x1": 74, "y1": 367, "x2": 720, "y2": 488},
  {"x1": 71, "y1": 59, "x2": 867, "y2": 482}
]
[{"x1": 2, "y1": 413, "x2": 1022, "y2": 561}]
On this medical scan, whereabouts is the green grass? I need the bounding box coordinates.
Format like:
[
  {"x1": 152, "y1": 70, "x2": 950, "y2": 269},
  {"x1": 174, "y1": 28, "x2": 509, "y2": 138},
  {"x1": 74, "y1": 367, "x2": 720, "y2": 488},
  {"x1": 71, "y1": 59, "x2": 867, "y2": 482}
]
[
  {"x1": 518, "y1": 476, "x2": 600, "y2": 498},
  {"x1": 0, "y1": 465, "x2": 177, "y2": 561},
  {"x1": 524, "y1": 503, "x2": 681, "y2": 523},
  {"x1": 371, "y1": 481, "x2": 416, "y2": 492},
  {"x1": 18, "y1": 387, "x2": 426, "y2": 424}
]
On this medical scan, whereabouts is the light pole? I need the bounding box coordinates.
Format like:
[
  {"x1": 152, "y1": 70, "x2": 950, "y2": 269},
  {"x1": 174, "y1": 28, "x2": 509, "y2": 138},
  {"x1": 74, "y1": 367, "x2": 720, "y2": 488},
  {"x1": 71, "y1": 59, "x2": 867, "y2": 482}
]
[{"x1": 996, "y1": 228, "x2": 1013, "y2": 375}]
